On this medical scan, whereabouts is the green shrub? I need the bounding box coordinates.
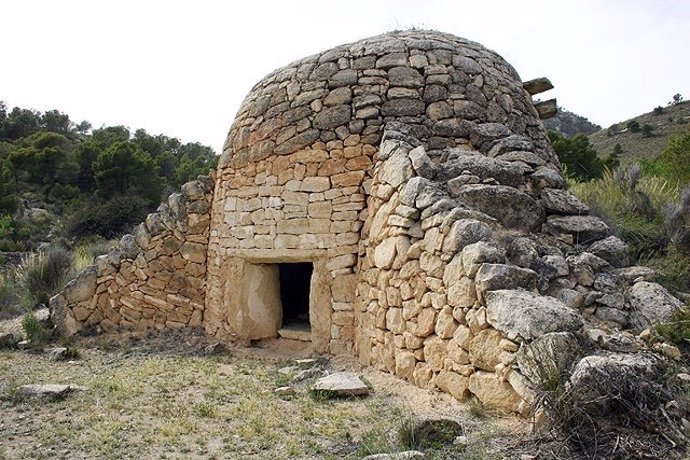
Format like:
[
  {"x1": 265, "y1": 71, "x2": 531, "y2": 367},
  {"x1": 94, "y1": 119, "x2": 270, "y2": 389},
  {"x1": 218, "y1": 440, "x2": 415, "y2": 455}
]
[
  {"x1": 656, "y1": 306, "x2": 690, "y2": 347},
  {"x1": 15, "y1": 249, "x2": 73, "y2": 310},
  {"x1": 21, "y1": 311, "x2": 51, "y2": 347},
  {"x1": 570, "y1": 168, "x2": 678, "y2": 259},
  {"x1": 63, "y1": 195, "x2": 151, "y2": 239}
]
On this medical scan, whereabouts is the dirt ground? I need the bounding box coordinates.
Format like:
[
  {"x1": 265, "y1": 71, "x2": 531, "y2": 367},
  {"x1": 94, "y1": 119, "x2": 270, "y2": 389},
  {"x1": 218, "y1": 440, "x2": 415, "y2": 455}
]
[{"x1": 0, "y1": 325, "x2": 545, "y2": 460}]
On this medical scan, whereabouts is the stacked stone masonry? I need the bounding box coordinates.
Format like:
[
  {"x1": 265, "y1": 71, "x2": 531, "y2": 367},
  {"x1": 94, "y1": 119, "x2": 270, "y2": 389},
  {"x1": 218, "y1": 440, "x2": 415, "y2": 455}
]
[{"x1": 50, "y1": 30, "x2": 684, "y2": 415}]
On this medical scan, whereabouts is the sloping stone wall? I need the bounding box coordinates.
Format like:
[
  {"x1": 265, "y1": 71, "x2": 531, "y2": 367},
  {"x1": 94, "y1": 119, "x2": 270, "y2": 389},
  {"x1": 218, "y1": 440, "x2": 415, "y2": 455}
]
[{"x1": 50, "y1": 176, "x2": 214, "y2": 335}]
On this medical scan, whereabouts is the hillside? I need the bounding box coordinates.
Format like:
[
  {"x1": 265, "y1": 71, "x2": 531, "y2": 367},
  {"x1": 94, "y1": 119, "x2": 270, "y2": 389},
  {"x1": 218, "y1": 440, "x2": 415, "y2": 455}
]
[
  {"x1": 543, "y1": 106, "x2": 601, "y2": 137},
  {"x1": 588, "y1": 100, "x2": 690, "y2": 165}
]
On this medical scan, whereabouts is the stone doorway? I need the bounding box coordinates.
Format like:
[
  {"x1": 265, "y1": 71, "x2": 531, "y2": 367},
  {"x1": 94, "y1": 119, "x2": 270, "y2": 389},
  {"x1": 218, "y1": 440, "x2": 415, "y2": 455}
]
[{"x1": 277, "y1": 262, "x2": 313, "y2": 340}]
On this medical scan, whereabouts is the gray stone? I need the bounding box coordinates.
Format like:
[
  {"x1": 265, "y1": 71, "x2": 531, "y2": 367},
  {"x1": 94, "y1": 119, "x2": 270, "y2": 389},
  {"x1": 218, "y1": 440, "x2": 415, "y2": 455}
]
[
  {"x1": 531, "y1": 166, "x2": 566, "y2": 189},
  {"x1": 475, "y1": 264, "x2": 538, "y2": 300},
  {"x1": 432, "y1": 118, "x2": 475, "y2": 137},
  {"x1": 313, "y1": 105, "x2": 351, "y2": 130},
  {"x1": 63, "y1": 265, "x2": 97, "y2": 304},
  {"x1": 485, "y1": 289, "x2": 584, "y2": 341},
  {"x1": 362, "y1": 452, "x2": 425, "y2": 460},
  {"x1": 49, "y1": 293, "x2": 81, "y2": 336},
  {"x1": 588, "y1": 236, "x2": 630, "y2": 268},
  {"x1": 381, "y1": 98, "x2": 425, "y2": 117},
  {"x1": 49, "y1": 347, "x2": 69, "y2": 361},
  {"x1": 275, "y1": 129, "x2": 320, "y2": 155},
  {"x1": 544, "y1": 215, "x2": 610, "y2": 244},
  {"x1": 627, "y1": 281, "x2": 684, "y2": 330},
  {"x1": 312, "y1": 372, "x2": 369, "y2": 396},
  {"x1": 517, "y1": 332, "x2": 580, "y2": 385},
  {"x1": 119, "y1": 234, "x2": 139, "y2": 259},
  {"x1": 444, "y1": 153, "x2": 524, "y2": 187},
  {"x1": 328, "y1": 69, "x2": 358, "y2": 87},
  {"x1": 379, "y1": 151, "x2": 413, "y2": 188},
  {"x1": 540, "y1": 188, "x2": 589, "y2": 215},
  {"x1": 388, "y1": 66, "x2": 425, "y2": 88},
  {"x1": 17, "y1": 384, "x2": 84, "y2": 401},
  {"x1": 442, "y1": 219, "x2": 492, "y2": 255},
  {"x1": 454, "y1": 184, "x2": 544, "y2": 232},
  {"x1": 613, "y1": 266, "x2": 656, "y2": 283},
  {"x1": 323, "y1": 87, "x2": 352, "y2": 106},
  {"x1": 408, "y1": 146, "x2": 436, "y2": 179},
  {"x1": 0, "y1": 332, "x2": 22, "y2": 349}
]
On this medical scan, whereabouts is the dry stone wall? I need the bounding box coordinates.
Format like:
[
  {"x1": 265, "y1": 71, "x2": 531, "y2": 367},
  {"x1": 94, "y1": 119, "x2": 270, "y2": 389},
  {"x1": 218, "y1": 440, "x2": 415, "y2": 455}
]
[{"x1": 50, "y1": 176, "x2": 214, "y2": 335}]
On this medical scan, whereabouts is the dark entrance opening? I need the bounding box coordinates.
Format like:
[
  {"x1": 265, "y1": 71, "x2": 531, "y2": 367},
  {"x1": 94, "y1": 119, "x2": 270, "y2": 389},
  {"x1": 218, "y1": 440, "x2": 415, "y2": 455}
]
[{"x1": 279, "y1": 262, "x2": 313, "y2": 330}]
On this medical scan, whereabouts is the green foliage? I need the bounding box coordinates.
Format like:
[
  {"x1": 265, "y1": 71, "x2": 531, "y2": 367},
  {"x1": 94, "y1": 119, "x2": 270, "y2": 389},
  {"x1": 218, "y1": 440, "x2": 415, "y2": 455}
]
[
  {"x1": 641, "y1": 124, "x2": 655, "y2": 138},
  {"x1": 0, "y1": 272, "x2": 21, "y2": 319},
  {"x1": 627, "y1": 120, "x2": 640, "y2": 133},
  {"x1": 569, "y1": 168, "x2": 678, "y2": 259},
  {"x1": 0, "y1": 157, "x2": 18, "y2": 214},
  {"x1": 64, "y1": 195, "x2": 150, "y2": 239},
  {"x1": 8, "y1": 132, "x2": 75, "y2": 187},
  {"x1": 21, "y1": 312, "x2": 52, "y2": 347},
  {"x1": 94, "y1": 142, "x2": 163, "y2": 205},
  {"x1": 656, "y1": 306, "x2": 690, "y2": 346},
  {"x1": 548, "y1": 130, "x2": 605, "y2": 182},
  {"x1": 15, "y1": 249, "x2": 73, "y2": 310},
  {"x1": 1, "y1": 107, "x2": 41, "y2": 140},
  {"x1": 0, "y1": 214, "x2": 12, "y2": 239},
  {"x1": 643, "y1": 130, "x2": 690, "y2": 185},
  {"x1": 653, "y1": 106, "x2": 664, "y2": 116}
]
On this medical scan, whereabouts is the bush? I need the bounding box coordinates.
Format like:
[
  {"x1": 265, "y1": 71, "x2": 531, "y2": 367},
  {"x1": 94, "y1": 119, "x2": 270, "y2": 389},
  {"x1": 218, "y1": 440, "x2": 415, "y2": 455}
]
[
  {"x1": 0, "y1": 272, "x2": 21, "y2": 320},
  {"x1": 643, "y1": 131, "x2": 690, "y2": 184},
  {"x1": 21, "y1": 311, "x2": 51, "y2": 347},
  {"x1": 63, "y1": 195, "x2": 151, "y2": 239},
  {"x1": 627, "y1": 120, "x2": 640, "y2": 132},
  {"x1": 665, "y1": 186, "x2": 690, "y2": 255},
  {"x1": 570, "y1": 167, "x2": 678, "y2": 259},
  {"x1": 656, "y1": 306, "x2": 690, "y2": 347},
  {"x1": 15, "y1": 249, "x2": 73, "y2": 310},
  {"x1": 548, "y1": 130, "x2": 605, "y2": 182},
  {"x1": 653, "y1": 106, "x2": 664, "y2": 115}
]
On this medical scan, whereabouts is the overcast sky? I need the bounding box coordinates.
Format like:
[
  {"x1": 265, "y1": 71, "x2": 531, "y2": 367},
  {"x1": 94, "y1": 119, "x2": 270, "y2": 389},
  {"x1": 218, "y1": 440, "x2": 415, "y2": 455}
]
[{"x1": 2, "y1": 0, "x2": 688, "y2": 153}]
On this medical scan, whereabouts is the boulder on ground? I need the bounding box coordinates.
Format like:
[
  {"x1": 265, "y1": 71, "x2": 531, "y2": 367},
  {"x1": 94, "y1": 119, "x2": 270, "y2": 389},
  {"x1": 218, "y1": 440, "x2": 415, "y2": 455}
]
[
  {"x1": 311, "y1": 372, "x2": 369, "y2": 396},
  {"x1": 17, "y1": 384, "x2": 85, "y2": 401}
]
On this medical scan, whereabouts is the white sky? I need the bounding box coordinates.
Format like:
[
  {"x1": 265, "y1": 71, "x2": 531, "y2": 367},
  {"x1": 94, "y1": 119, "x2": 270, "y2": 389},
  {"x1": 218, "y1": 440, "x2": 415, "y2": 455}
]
[{"x1": 1, "y1": 0, "x2": 688, "y2": 154}]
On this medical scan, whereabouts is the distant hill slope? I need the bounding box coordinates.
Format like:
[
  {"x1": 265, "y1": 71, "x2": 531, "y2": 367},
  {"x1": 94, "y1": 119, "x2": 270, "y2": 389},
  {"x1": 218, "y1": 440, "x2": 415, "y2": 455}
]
[
  {"x1": 543, "y1": 106, "x2": 601, "y2": 137},
  {"x1": 587, "y1": 100, "x2": 690, "y2": 165}
]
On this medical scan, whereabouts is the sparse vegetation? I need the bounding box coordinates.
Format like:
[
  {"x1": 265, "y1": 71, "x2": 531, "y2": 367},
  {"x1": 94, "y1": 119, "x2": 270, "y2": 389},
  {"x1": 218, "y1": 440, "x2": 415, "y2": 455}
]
[
  {"x1": 15, "y1": 249, "x2": 73, "y2": 310},
  {"x1": 21, "y1": 311, "x2": 51, "y2": 347}
]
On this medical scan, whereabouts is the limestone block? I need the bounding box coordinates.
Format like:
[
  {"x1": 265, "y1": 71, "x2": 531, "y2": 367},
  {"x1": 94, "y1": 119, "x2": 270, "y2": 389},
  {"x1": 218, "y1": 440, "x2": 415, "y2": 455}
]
[
  {"x1": 379, "y1": 151, "x2": 413, "y2": 189},
  {"x1": 435, "y1": 306, "x2": 458, "y2": 339},
  {"x1": 423, "y1": 335, "x2": 447, "y2": 371},
  {"x1": 468, "y1": 329, "x2": 503, "y2": 372},
  {"x1": 468, "y1": 371, "x2": 521, "y2": 413},
  {"x1": 374, "y1": 237, "x2": 398, "y2": 269},
  {"x1": 485, "y1": 290, "x2": 584, "y2": 341},
  {"x1": 414, "y1": 308, "x2": 437, "y2": 337},
  {"x1": 413, "y1": 362, "x2": 434, "y2": 388},
  {"x1": 63, "y1": 266, "x2": 97, "y2": 304},
  {"x1": 435, "y1": 371, "x2": 470, "y2": 400},
  {"x1": 395, "y1": 349, "x2": 417, "y2": 381},
  {"x1": 442, "y1": 219, "x2": 492, "y2": 255},
  {"x1": 300, "y1": 176, "x2": 331, "y2": 192},
  {"x1": 179, "y1": 242, "x2": 206, "y2": 264}
]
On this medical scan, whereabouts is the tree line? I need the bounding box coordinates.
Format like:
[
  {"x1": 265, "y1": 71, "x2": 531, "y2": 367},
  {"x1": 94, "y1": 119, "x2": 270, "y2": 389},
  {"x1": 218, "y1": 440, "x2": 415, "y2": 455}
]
[{"x1": 0, "y1": 101, "x2": 217, "y2": 246}]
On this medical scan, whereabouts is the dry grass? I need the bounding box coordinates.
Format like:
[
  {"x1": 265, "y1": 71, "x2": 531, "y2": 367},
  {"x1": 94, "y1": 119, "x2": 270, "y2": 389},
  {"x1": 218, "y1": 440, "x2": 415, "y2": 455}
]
[{"x1": 0, "y1": 329, "x2": 527, "y2": 460}]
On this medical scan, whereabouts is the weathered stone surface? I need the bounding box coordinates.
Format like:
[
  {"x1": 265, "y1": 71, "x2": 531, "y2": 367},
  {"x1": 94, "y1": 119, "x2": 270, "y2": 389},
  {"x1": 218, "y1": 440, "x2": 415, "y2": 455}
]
[
  {"x1": 485, "y1": 290, "x2": 584, "y2": 341},
  {"x1": 17, "y1": 384, "x2": 84, "y2": 400},
  {"x1": 468, "y1": 329, "x2": 503, "y2": 371},
  {"x1": 442, "y1": 219, "x2": 492, "y2": 254},
  {"x1": 313, "y1": 105, "x2": 352, "y2": 129},
  {"x1": 63, "y1": 265, "x2": 97, "y2": 304},
  {"x1": 454, "y1": 184, "x2": 544, "y2": 232},
  {"x1": 540, "y1": 188, "x2": 589, "y2": 215},
  {"x1": 0, "y1": 332, "x2": 22, "y2": 349},
  {"x1": 516, "y1": 332, "x2": 580, "y2": 385},
  {"x1": 475, "y1": 264, "x2": 538, "y2": 301},
  {"x1": 627, "y1": 281, "x2": 684, "y2": 330},
  {"x1": 588, "y1": 236, "x2": 630, "y2": 268},
  {"x1": 468, "y1": 371, "x2": 521, "y2": 412},
  {"x1": 544, "y1": 215, "x2": 609, "y2": 243},
  {"x1": 312, "y1": 372, "x2": 369, "y2": 396}
]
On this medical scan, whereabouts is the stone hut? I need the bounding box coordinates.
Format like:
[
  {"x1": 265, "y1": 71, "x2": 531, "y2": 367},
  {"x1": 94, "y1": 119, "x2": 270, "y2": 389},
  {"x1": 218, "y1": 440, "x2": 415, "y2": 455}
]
[{"x1": 50, "y1": 30, "x2": 683, "y2": 414}]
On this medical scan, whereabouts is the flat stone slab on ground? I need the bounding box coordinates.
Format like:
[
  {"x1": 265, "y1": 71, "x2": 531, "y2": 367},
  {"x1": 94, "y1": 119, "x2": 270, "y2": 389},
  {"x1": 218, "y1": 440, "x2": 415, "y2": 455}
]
[
  {"x1": 312, "y1": 372, "x2": 369, "y2": 396},
  {"x1": 17, "y1": 384, "x2": 86, "y2": 400},
  {"x1": 362, "y1": 451, "x2": 425, "y2": 460}
]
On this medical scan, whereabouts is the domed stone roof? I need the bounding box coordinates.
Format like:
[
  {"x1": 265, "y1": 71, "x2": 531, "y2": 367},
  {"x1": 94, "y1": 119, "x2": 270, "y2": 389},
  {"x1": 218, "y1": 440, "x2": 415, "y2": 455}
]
[{"x1": 220, "y1": 29, "x2": 556, "y2": 170}]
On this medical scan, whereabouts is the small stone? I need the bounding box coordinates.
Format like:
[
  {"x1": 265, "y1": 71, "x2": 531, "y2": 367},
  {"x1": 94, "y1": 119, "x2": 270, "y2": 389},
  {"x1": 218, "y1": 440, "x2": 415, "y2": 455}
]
[
  {"x1": 17, "y1": 384, "x2": 81, "y2": 401},
  {"x1": 274, "y1": 386, "x2": 297, "y2": 396},
  {"x1": 49, "y1": 347, "x2": 69, "y2": 361},
  {"x1": 312, "y1": 372, "x2": 369, "y2": 396},
  {"x1": 659, "y1": 343, "x2": 681, "y2": 360}
]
